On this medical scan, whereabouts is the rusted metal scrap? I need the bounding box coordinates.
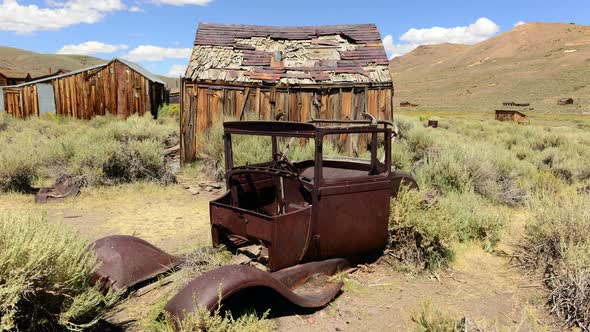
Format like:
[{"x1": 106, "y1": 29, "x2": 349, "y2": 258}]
[
  {"x1": 164, "y1": 258, "x2": 351, "y2": 322},
  {"x1": 35, "y1": 177, "x2": 80, "y2": 204},
  {"x1": 91, "y1": 235, "x2": 183, "y2": 290}
]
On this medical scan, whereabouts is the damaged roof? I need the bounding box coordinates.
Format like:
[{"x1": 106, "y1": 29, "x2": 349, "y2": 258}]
[
  {"x1": 186, "y1": 23, "x2": 392, "y2": 85},
  {"x1": 0, "y1": 67, "x2": 31, "y2": 79}
]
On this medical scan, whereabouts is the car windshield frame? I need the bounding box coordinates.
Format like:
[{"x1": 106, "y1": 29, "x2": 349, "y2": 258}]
[{"x1": 223, "y1": 120, "x2": 393, "y2": 187}]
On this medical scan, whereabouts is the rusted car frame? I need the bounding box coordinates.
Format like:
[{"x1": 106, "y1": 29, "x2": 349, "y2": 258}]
[
  {"x1": 212, "y1": 118, "x2": 398, "y2": 272},
  {"x1": 92, "y1": 116, "x2": 417, "y2": 324}
]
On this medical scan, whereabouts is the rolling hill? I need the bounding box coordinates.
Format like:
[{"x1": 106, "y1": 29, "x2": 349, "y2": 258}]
[
  {"x1": 0, "y1": 46, "x2": 178, "y2": 89},
  {"x1": 389, "y1": 22, "x2": 590, "y2": 113}
]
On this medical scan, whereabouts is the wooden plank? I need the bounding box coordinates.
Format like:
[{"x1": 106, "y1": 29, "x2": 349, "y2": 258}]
[
  {"x1": 255, "y1": 87, "x2": 261, "y2": 119},
  {"x1": 116, "y1": 62, "x2": 127, "y2": 119},
  {"x1": 211, "y1": 90, "x2": 223, "y2": 124},
  {"x1": 196, "y1": 87, "x2": 208, "y2": 153},
  {"x1": 300, "y1": 92, "x2": 311, "y2": 122},
  {"x1": 339, "y1": 89, "x2": 352, "y2": 151},
  {"x1": 320, "y1": 91, "x2": 328, "y2": 120},
  {"x1": 238, "y1": 88, "x2": 251, "y2": 120},
  {"x1": 260, "y1": 91, "x2": 271, "y2": 120},
  {"x1": 289, "y1": 91, "x2": 299, "y2": 122},
  {"x1": 386, "y1": 88, "x2": 393, "y2": 121}
]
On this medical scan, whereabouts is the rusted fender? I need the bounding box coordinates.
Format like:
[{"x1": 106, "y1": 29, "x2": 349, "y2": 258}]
[
  {"x1": 91, "y1": 235, "x2": 184, "y2": 290},
  {"x1": 391, "y1": 170, "x2": 419, "y2": 197},
  {"x1": 164, "y1": 258, "x2": 351, "y2": 322}
]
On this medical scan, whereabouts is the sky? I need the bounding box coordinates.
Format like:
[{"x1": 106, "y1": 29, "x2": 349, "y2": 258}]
[{"x1": 0, "y1": 0, "x2": 589, "y2": 77}]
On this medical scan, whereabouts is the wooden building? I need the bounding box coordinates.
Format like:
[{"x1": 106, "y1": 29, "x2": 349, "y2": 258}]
[
  {"x1": 495, "y1": 110, "x2": 529, "y2": 124},
  {"x1": 0, "y1": 59, "x2": 166, "y2": 120},
  {"x1": 0, "y1": 68, "x2": 32, "y2": 86},
  {"x1": 181, "y1": 23, "x2": 394, "y2": 163}
]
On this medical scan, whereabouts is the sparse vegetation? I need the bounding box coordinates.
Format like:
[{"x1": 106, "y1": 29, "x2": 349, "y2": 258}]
[
  {"x1": 413, "y1": 301, "x2": 465, "y2": 332},
  {"x1": 0, "y1": 113, "x2": 177, "y2": 191},
  {"x1": 0, "y1": 213, "x2": 118, "y2": 331},
  {"x1": 390, "y1": 113, "x2": 590, "y2": 328},
  {"x1": 516, "y1": 191, "x2": 590, "y2": 329}
]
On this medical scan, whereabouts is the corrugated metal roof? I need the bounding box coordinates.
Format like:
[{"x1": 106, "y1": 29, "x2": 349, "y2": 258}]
[
  {"x1": 5, "y1": 58, "x2": 164, "y2": 88},
  {"x1": 187, "y1": 23, "x2": 391, "y2": 85}
]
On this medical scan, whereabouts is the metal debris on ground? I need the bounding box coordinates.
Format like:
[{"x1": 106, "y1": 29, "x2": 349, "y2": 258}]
[
  {"x1": 185, "y1": 181, "x2": 223, "y2": 195},
  {"x1": 35, "y1": 177, "x2": 80, "y2": 204}
]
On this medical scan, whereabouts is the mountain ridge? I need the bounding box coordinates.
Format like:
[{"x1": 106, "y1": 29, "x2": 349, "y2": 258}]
[{"x1": 389, "y1": 22, "x2": 590, "y2": 113}]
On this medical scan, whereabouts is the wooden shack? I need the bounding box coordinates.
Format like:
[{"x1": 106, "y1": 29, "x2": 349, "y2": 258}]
[
  {"x1": 181, "y1": 23, "x2": 394, "y2": 163},
  {"x1": 0, "y1": 68, "x2": 32, "y2": 86},
  {"x1": 495, "y1": 110, "x2": 529, "y2": 124},
  {"x1": 0, "y1": 59, "x2": 166, "y2": 120}
]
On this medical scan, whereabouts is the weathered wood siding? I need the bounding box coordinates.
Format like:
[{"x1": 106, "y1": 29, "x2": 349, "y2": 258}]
[
  {"x1": 495, "y1": 110, "x2": 528, "y2": 124},
  {"x1": 53, "y1": 63, "x2": 116, "y2": 119},
  {"x1": 3, "y1": 60, "x2": 165, "y2": 120},
  {"x1": 21, "y1": 84, "x2": 39, "y2": 117},
  {"x1": 3, "y1": 88, "x2": 22, "y2": 117},
  {"x1": 181, "y1": 81, "x2": 394, "y2": 163}
]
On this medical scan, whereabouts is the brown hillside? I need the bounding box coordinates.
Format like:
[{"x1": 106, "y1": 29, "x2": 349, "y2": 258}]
[
  {"x1": 390, "y1": 22, "x2": 590, "y2": 113},
  {"x1": 0, "y1": 46, "x2": 107, "y2": 77}
]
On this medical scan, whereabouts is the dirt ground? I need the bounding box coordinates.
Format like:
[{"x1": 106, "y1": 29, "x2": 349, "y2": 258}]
[{"x1": 0, "y1": 180, "x2": 559, "y2": 331}]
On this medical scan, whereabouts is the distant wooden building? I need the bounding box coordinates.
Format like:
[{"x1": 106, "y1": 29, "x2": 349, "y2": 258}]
[
  {"x1": 181, "y1": 23, "x2": 394, "y2": 163},
  {"x1": 558, "y1": 97, "x2": 574, "y2": 105},
  {"x1": 0, "y1": 59, "x2": 166, "y2": 119},
  {"x1": 0, "y1": 68, "x2": 31, "y2": 86},
  {"x1": 495, "y1": 110, "x2": 529, "y2": 124}
]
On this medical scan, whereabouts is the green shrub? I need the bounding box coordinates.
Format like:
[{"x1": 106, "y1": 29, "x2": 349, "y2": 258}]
[
  {"x1": 517, "y1": 192, "x2": 590, "y2": 329},
  {"x1": 0, "y1": 114, "x2": 177, "y2": 190},
  {"x1": 0, "y1": 213, "x2": 118, "y2": 330},
  {"x1": 388, "y1": 189, "x2": 455, "y2": 270},
  {"x1": 159, "y1": 104, "x2": 180, "y2": 122},
  {"x1": 439, "y1": 192, "x2": 507, "y2": 251},
  {"x1": 0, "y1": 144, "x2": 39, "y2": 192},
  {"x1": 154, "y1": 307, "x2": 274, "y2": 332},
  {"x1": 413, "y1": 300, "x2": 465, "y2": 332}
]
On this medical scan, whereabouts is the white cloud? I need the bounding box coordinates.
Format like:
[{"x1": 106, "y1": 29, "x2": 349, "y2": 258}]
[
  {"x1": 167, "y1": 64, "x2": 187, "y2": 77},
  {"x1": 149, "y1": 0, "x2": 212, "y2": 5},
  {"x1": 0, "y1": 0, "x2": 125, "y2": 34},
  {"x1": 382, "y1": 35, "x2": 418, "y2": 59},
  {"x1": 400, "y1": 18, "x2": 499, "y2": 45},
  {"x1": 514, "y1": 21, "x2": 526, "y2": 27},
  {"x1": 57, "y1": 41, "x2": 128, "y2": 55},
  {"x1": 129, "y1": 6, "x2": 144, "y2": 12},
  {"x1": 383, "y1": 17, "x2": 500, "y2": 59},
  {"x1": 121, "y1": 45, "x2": 192, "y2": 62}
]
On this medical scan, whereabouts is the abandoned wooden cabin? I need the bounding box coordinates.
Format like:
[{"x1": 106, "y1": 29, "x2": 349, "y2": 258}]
[
  {"x1": 495, "y1": 110, "x2": 529, "y2": 124},
  {"x1": 0, "y1": 59, "x2": 166, "y2": 119},
  {"x1": 0, "y1": 68, "x2": 32, "y2": 86},
  {"x1": 181, "y1": 23, "x2": 393, "y2": 163}
]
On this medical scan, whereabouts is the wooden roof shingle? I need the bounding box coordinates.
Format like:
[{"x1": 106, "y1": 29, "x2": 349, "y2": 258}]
[{"x1": 187, "y1": 23, "x2": 391, "y2": 85}]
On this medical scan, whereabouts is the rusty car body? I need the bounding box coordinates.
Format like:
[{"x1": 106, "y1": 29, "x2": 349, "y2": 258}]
[
  {"x1": 209, "y1": 118, "x2": 414, "y2": 271},
  {"x1": 91, "y1": 116, "x2": 417, "y2": 323}
]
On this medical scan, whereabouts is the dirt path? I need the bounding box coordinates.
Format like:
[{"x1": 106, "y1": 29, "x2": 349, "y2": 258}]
[
  {"x1": 275, "y1": 245, "x2": 553, "y2": 331},
  {"x1": 0, "y1": 185, "x2": 556, "y2": 331}
]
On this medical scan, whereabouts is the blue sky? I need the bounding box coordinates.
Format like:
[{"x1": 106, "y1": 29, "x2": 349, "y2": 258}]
[{"x1": 0, "y1": 0, "x2": 589, "y2": 77}]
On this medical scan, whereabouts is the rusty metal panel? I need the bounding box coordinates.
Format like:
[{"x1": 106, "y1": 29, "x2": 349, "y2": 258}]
[
  {"x1": 164, "y1": 258, "x2": 351, "y2": 321},
  {"x1": 91, "y1": 235, "x2": 183, "y2": 290}
]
